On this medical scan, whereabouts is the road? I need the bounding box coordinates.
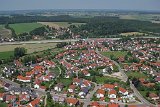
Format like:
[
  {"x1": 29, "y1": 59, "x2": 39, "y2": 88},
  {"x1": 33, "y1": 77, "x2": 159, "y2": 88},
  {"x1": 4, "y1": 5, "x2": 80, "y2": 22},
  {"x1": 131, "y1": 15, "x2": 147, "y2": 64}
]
[
  {"x1": 0, "y1": 39, "x2": 79, "y2": 45},
  {"x1": 1, "y1": 36, "x2": 159, "y2": 46}
]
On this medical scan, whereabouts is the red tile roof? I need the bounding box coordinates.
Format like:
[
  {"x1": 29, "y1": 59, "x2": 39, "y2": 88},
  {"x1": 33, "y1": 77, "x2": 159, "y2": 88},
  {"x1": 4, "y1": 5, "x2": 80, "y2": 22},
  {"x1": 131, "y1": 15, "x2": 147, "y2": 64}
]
[
  {"x1": 108, "y1": 103, "x2": 119, "y2": 107},
  {"x1": 66, "y1": 98, "x2": 79, "y2": 105}
]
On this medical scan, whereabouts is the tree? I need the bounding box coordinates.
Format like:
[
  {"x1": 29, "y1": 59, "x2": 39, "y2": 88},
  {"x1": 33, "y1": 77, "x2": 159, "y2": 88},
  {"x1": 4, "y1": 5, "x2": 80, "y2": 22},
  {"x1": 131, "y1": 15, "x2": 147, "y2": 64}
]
[
  {"x1": 92, "y1": 76, "x2": 97, "y2": 82},
  {"x1": 14, "y1": 47, "x2": 27, "y2": 58}
]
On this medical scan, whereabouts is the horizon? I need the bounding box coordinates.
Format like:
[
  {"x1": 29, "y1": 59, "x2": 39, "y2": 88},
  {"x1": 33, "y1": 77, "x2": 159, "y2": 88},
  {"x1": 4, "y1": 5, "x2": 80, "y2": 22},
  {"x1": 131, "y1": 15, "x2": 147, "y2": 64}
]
[{"x1": 0, "y1": 0, "x2": 160, "y2": 11}]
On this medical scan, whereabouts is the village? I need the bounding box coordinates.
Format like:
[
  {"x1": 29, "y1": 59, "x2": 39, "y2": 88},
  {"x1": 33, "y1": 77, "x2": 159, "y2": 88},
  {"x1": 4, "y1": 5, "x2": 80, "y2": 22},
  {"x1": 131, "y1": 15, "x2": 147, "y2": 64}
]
[{"x1": 0, "y1": 37, "x2": 159, "y2": 107}]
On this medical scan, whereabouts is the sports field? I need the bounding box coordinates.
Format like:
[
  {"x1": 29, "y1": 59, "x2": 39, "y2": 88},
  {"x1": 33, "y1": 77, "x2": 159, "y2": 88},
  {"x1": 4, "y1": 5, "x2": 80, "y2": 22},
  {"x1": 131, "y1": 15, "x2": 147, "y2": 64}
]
[{"x1": 9, "y1": 23, "x2": 43, "y2": 34}]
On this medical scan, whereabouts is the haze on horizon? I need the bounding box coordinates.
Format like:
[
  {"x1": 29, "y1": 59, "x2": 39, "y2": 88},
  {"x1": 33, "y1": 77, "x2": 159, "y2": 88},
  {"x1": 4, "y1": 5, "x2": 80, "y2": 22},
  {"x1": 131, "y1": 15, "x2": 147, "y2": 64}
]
[{"x1": 0, "y1": 0, "x2": 160, "y2": 11}]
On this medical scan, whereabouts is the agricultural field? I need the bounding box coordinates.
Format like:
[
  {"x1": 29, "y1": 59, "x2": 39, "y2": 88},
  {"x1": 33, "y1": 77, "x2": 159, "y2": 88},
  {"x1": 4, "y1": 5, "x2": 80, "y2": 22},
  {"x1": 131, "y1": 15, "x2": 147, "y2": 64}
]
[
  {"x1": 0, "y1": 51, "x2": 14, "y2": 60},
  {"x1": 38, "y1": 22, "x2": 85, "y2": 29},
  {"x1": 0, "y1": 43, "x2": 57, "y2": 53},
  {"x1": 9, "y1": 23, "x2": 43, "y2": 34},
  {"x1": 0, "y1": 25, "x2": 12, "y2": 38},
  {"x1": 101, "y1": 51, "x2": 128, "y2": 58}
]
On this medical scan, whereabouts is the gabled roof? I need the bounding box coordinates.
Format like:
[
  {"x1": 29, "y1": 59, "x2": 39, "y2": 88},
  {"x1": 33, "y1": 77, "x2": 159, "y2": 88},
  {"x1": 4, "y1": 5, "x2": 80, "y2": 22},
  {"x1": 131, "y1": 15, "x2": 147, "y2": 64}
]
[
  {"x1": 66, "y1": 98, "x2": 79, "y2": 105},
  {"x1": 108, "y1": 90, "x2": 117, "y2": 95},
  {"x1": 108, "y1": 103, "x2": 119, "y2": 107}
]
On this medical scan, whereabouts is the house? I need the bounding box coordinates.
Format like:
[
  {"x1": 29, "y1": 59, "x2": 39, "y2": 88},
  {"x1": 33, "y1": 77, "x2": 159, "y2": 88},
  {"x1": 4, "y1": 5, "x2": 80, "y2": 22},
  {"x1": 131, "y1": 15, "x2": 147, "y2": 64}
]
[
  {"x1": 73, "y1": 78, "x2": 81, "y2": 86},
  {"x1": 17, "y1": 75, "x2": 31, "y2": 82},
  {"x1": 108, "y1": 90, "x2": 117, "y2": 99},
  {"x1": 119, "y1": 87, "x2": 128, "y2": 95},
  {"x1": 65, "y1": 98, "x2": 79, "y2": 106},
  {"x1": 40, "y1": 86, "x2": 46, "y2": 91},
  {"x1": 34, "y1": 83, "x2": 40, "y2": 89},
  {"x1": 5, "y1": 95, "x2": 17, "y2": 103},
  {"x1": 54, "y1": 83, "x2": 64, "y2": 92},
  {"x1": 81, "y1": 70, "x2": 90, "y2": 76},
  {"x1": 68, "y1": 85, "x2": 76, "y2": 93},
  {"x1": 90, "y1": 101, "x2": 106, "y2": 107},
  {"x1": 28, "y1": 98, "x2": 40, "y2": 107},
  {"x1": 90, "y1": 101, "x2": 99, "y2": 107},
  {"x1": 101, "y1": 84, "x2": 115, "y2": 91},
  {"x1": 81, "y1": 80, "x2": 91, "y2": 88},
  {"x1": 4, "y1": 83, "x2": 11, "y2": 90},
  {"x1": 108, "y1": 103, "x2": 119, "y2": 107},
  {"x1": 19, "y1": 94, "x2": 30, "y2": 102},
  {"x1": 78, "y1": 87, "x2": 89, "y2": 98},
  {"x1": 9, "y1": 87, "x2": 32, "y2": 95},
  {"x1": 42, "y1": 75, "x2": 52, "y2": 81},
  {"x1": 155, "y1": 77, "x2": 160, "y2": 83},
  {"x1": 149, "y1": 93, "x2": 159, "y2": 100},
  {"x1": 0, "y1": 93, "x2": 5, "y2": 101},
  {"x1": 96, "y1": 89, "x2": 105, "y2": 98}
]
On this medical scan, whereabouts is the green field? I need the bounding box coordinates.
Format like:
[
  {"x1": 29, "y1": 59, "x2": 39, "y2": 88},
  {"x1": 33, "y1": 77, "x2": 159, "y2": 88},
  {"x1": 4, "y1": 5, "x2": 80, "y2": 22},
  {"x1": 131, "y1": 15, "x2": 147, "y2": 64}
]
[
  {"x1": 126, "y1": 72, "x2": 148, "y2": 79},
  {"x1": 0, "y1": 51, "x2": 14, "y2": 60},
  {"x1": 0, "y1": 102, "x2": 7, "y2": 107},
  {"x1": 58, "y1": 78, "x2": 72, "y2": 87},
  {"x1": 9, "y1": 23, "x2": 43, "y2": 34},
  {"x1": 96, "y1": 76, "x2": 120, "y2": 84},
  {"x1": 101, "y1": 51, "x2": 128, "y2": 58}
]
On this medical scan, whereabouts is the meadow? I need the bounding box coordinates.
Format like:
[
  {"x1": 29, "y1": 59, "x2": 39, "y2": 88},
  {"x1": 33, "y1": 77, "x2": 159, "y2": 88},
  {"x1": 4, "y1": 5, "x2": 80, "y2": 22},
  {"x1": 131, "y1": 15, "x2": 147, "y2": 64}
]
[
  {"x1": 101, "y1": 51, "x2": 128, "y2": 58},
  {"x1": 0, "y1": 51, "x2": 14, "y2": 60},
  {"x1": 9, "y1": 23, "x2": 43, "y2": 34}
]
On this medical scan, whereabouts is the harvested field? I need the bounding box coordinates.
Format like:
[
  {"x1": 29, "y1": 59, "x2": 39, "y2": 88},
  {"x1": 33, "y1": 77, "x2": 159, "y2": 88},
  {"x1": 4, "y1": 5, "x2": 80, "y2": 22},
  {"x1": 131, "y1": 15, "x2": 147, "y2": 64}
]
[{"x1": 0, "y1": 43, "x2": 57, "y2": 53}]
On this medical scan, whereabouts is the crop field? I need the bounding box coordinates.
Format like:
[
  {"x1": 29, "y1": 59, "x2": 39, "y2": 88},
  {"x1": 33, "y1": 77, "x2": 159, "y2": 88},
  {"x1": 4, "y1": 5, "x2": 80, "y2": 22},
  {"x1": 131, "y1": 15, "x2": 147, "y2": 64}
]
[
  {"x1": 0, "y1": 25, "x2": 12, "y2": 38},
  {"x1": 101, "y1": 51, "x2": 128, "y2": 58},
  {"x1": 9, "y1": 23, "x2": 43, "y2": 34},
  {"x1": 0, "y1": 51, "x2": 14, "y2": 60},
  {"x1": 0, "y1": 43, "x2": 57, "y2": 54},
  {"x1": 38, "y1": 22, "x2": 85, "y2": 29}
]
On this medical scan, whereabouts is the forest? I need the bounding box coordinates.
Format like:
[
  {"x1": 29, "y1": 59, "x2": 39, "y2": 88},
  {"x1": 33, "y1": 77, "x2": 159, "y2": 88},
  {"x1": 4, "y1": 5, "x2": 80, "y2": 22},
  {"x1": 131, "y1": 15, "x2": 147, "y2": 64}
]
[{"x1": 1, "y1": 15, "x2": 160, "y2": 38}]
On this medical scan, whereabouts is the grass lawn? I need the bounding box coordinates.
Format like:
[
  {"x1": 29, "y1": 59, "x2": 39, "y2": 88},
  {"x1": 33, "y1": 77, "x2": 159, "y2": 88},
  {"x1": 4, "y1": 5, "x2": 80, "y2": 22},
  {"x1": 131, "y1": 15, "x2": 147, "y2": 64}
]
[
  {"x1": 126, "y1": 72, "x2": 148, "y2": 79},
  {"x1": 9, "y1": 23, "x2": 43, "y2": 34},
  {"x1": 58, "y1": 78, "x2": 72, "y2": 87},
  {"x1": 0, "y1": 51, "x2": 14, "y2": 60},
  {"x1": 96, "y1": 76, "x2": 120, "y2": 84},
  {"x1": 50, "y1": 67, "x2": 60, "y2": 76},
  {"x1": 101, "y1": 51, "x2": 128, "y2": 58},
  {"x1": 0, "y1": 102, "x2": 7, "y2": 107}
]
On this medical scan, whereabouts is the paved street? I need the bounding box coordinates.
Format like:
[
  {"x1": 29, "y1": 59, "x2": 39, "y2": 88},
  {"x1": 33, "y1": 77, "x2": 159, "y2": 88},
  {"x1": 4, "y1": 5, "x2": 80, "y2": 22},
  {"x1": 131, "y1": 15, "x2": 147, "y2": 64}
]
[{"x1": 0, "y1": 39, "x2": 79, "y2": 45}]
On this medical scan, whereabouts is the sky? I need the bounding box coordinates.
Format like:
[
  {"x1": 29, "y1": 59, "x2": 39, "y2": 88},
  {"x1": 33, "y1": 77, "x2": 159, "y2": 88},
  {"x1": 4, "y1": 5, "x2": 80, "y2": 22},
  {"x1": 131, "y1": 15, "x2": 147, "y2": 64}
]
[{"x1": 0, "y1": 0, "x2": 160, "y2": 11}]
